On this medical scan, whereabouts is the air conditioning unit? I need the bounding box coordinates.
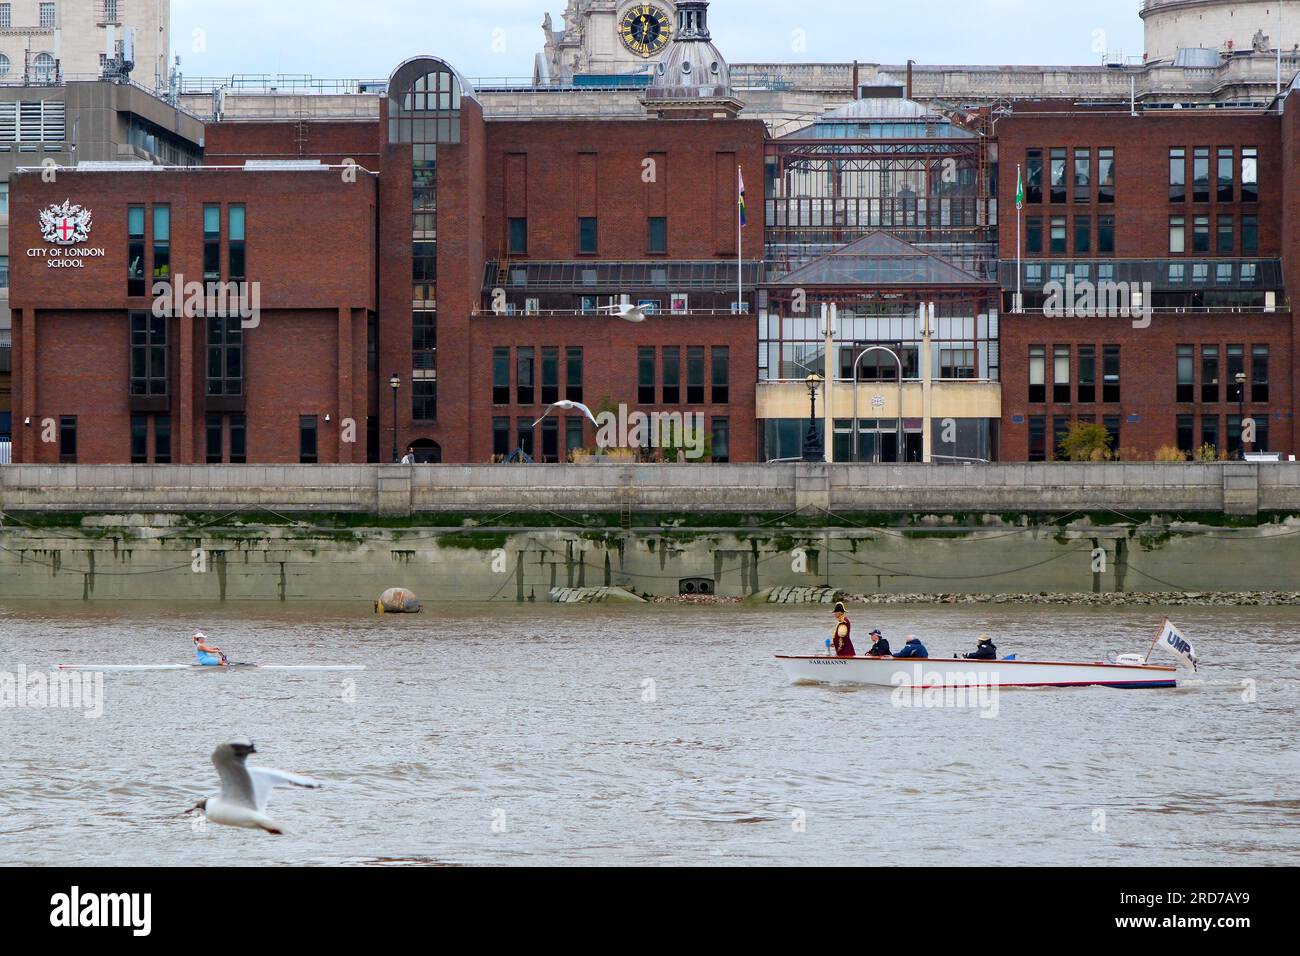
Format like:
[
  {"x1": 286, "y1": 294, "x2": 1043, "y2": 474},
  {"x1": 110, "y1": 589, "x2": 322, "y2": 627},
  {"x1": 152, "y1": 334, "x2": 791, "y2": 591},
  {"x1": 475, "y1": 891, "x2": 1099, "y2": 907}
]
[{"x1": 1265, "y1": 291, "x2": 1276, "y2": 313}]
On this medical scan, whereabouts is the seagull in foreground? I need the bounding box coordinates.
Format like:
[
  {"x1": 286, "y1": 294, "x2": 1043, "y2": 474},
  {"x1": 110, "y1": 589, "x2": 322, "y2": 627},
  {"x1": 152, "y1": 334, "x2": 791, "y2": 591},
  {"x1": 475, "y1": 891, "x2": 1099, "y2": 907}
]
[
  {"x1": 594, "y1": 301, "x2": 648, "y2": 323},
  {"x1": 188, "y1": 740, "x2": 321, "y2": 835},
  {"x1": 532, "y1": 399, "x2": 600, "y2": 428}
]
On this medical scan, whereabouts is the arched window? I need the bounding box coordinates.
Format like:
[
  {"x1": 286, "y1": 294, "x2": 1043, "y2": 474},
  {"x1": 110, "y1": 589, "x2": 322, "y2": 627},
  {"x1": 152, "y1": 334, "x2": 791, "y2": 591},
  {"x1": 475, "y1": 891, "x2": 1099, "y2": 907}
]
[
  {"x1": 33, "y1": 53, "x2": 56, "y2": 82},
  {"x1": 0, "y1": 55, "x2": 10, "y2": 78}
]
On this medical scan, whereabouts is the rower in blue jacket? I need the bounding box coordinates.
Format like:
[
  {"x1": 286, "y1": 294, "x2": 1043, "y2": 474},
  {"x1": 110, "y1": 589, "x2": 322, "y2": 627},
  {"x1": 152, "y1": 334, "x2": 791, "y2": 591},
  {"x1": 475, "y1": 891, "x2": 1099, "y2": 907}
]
[{"x1": 894, "y1": 635, "x2": 929, "y2": 658}]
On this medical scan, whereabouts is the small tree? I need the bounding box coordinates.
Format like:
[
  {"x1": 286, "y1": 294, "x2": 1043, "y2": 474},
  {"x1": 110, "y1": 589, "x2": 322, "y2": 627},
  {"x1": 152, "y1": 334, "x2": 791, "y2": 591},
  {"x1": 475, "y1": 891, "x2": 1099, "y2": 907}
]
[
  {"x1": 1057, "y1": 421, "x2": 1113, "y2": 462},
  {"x1": 1154, "y1": 444, "x2": 1189, "y2": 462}
]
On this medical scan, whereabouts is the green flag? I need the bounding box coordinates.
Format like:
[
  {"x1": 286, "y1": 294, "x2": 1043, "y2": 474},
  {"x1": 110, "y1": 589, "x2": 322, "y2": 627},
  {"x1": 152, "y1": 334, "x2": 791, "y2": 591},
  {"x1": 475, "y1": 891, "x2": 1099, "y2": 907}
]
[{"x1": 1015, "y1": 166, "x2": 1024, "y2": 209}]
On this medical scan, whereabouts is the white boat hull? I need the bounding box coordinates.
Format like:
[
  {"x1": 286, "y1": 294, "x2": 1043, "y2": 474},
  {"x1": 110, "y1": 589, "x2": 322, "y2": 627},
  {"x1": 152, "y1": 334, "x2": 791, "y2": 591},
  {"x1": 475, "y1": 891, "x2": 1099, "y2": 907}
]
[
  {"x1": 776, "y1": 655, "x2": 1177, "y2": 689},
  {"x1": 56, "y1": 664, "x2": 365, "y2": 672}
]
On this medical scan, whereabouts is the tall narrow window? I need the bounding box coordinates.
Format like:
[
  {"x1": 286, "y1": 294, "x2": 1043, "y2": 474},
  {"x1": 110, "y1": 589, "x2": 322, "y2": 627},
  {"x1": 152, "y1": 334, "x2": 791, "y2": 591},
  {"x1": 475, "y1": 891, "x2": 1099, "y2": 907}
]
[
  {"x1": 1176, "y1": 414, "x2": 1195, "y2": 455},
  {"x1": 647, "y1": 216, "x2": 667, "y2": 254},
  {"x1": 206, "y1": 316, "x2": 242, "y2": 396},
  {"x1": 1028, "y1": 346, "x2": 1046, "y2": 403},
  {"x1": 1176, "y1": 345, "x2": 1194, "y2": 403},
  {"x1": 129, "y1": 311, "x2": 167, "y2": 396},
  {"x1": 1028, "y1": 416, "x2": 1046, "y2": 462},
  {"x1": 686, "y1": 346, "x2": 705, "y2": 404},
  {"x1": 1169, "y1": 216, "x2": 1185, "y2": 254},
  {"x1": 492, "y1": 347, "x2": 510, "y2": 404},
  {"x1": 39, "y1": 2, "x2": 54, "y2": 29},
  {"x1": 1192, "y1": 147, "x2": 1210, "y2": 203},
  {"x1": 1073, "y1": 217, "x2": 1090, "y2": 254},
  {"x1": 229, "y1": 416, "x2": 246, "y2": 464},
  {"x1": 206, "y1": 415, "x2": 223, "y2": 463},
  {"x1": 1049, "y1": 217, "x2": 1066, "y2": 254},
  {"x1": 711, "y1": 417, "x2": 730, "y2": 463},
  {"x1": 1049, "y1": 148, "x2": 1066, "y2": 203},
  {"x1": 662, "y1": 346, "x2": 680, "y2": 404},
  {"x1": 565, "y1": 347, "x2": 583, "y2": 402},
  {"x1": 1192, "y1": 215, "x2": 1209, "y2": 253},
  {"x1": 412, "y1": 381, "x2": 436, "y2": 421},
  {"x1": 711, "y1": 346, "x2": 729, "y2": 404},
  {"x1": 566, "y1": 416, "x2": 585, "y2": 459},
  {"x1": 1102, "y1": 345, "x2": 1120, "y2": 403},
  {"x1": 130, "y1": 415, "x2": 147, "y2": 463},
  {"x1": 1227, "y1": 344, "x2": 1245, "y2": 402},
  {"x1": 1025, "y1": 149, "x2": 1043, "y2": 203},
  {"x1": 1097, "y1": 148, "x2": 1115, "y2": 203},
  {"x1": 1053, "y1": 346, "x2": 1070, "y2": 403},
  {"x1": 541, "y1": 346, "x2": 559, "y2": 405},
  {"x1": 638, "y1": 347, "x2": 656, "y2": 404},
  {"x1": 516, "y1": 418, "x2": 534, "y2": 459},
  {"x1": 128, "y1": 205, "x2": 145, "y2": 295},
  {"x1": 412, "y1": 310, "x2": 436, "y2": 379},
  {"x1": 1077, "y1": 346, "x2": 1095, "y2": 404},
  {"x1": 299, "y1": 416, "x2": 318, "y2": 464},
  {"x1": 1252, "y1": 345, "x2": 1269, "y2": 403},
  {"x1": 152, "y1": 205, "x2": 170, "y2": 283},
  {"x1": 1241, "y1": 215, "x2": 1258, "y2": 255},
  {"x1": 1241, "y1": 147, "x2": 1258, "y2": 202},
  {"x1": 1104, "y1": 415, "x2": 1121, "y2": 454},
  {"x1": 228, "y1": 205, "x2": 245, "y2": 281},
  {"x1": 1073, "y1": 148, "x2": 1090, "y2": 202},
  {"x1": 154, "y1": 416, "x2": 171, "y2": 464},
  {"x1": 1201, "y1": 346, "x2": 1219, "y2": 403},
  {"x1": 493, "y1": 417, "x2": 510, "y2": 460},
  {"x1": 1216, "y1": 147, "x2": 1234, "y2": 202},
  {"x1": 540, "y1": 417, "x2": 559, "y2": 463},
  {"x1": 1052, "y1": 417, "x2": 1071, "y2": 461},
  {"x1": 1097, "y1": 215, "x2": 1114, "y2": 254},
  {"x1": 1169, "y1": 147, "x2": 1186, "y2": 202},
  {"x1": 1202, "y1": 415, "x2": 1219, "y2": 455},
  {"x1": 516, "y1": 347, "x2": 534, "y2": 405},
  {"x1": 203, "y1": 204, "x2": 221, "y2": 281},
  {"x1": 1217, "y1": 215, "x2": 1233, "y2": 254},
  {"x1": 1026, "y1": 217, "x2": 1042, "y2": 255},
  {"x1": 508, "y1": 217, "x2": 527, "y2": 255},
  {"x1": 59, "y1": 416, "x2": 76, "y2": 463},
  {"x1": 577, "y1": 217, "x2": 597, "y2": 255}
]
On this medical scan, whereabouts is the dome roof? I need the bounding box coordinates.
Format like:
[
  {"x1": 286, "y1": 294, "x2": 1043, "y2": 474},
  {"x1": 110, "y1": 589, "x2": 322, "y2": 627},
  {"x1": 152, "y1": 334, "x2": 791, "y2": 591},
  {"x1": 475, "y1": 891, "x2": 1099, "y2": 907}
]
[{"x1": 645, "y1": 1, "x2": 733, "y2": 103}]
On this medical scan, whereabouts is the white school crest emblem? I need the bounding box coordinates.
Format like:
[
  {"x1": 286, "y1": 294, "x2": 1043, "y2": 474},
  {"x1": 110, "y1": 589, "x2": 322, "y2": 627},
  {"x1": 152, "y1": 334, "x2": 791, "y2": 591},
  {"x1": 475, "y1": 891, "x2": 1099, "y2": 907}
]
[{"x1": 40, "y1": 200, "x2": 93, "y2": 245}]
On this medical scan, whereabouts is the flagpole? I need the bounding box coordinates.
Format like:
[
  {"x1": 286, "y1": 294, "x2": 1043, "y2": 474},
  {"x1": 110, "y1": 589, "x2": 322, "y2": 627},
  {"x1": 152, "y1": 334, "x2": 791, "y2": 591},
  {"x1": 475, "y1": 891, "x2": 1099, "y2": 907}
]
[
  {"x1": 1144, "y1": 617, "x2": 1169, "y2": 664},
  {"x1": 737, "y1": 164, "x2": 743, "y2": 314},
  {"x1": 1015, "y1": 163, "x2": 1022, "y2": 313}
]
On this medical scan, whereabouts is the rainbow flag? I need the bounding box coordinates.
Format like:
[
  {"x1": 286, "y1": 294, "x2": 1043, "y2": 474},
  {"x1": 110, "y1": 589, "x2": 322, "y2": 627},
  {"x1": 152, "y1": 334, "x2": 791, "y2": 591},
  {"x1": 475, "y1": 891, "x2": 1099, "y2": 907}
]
[{"x1": 738, "y1": 168, "x2": 747, "y2": 227}]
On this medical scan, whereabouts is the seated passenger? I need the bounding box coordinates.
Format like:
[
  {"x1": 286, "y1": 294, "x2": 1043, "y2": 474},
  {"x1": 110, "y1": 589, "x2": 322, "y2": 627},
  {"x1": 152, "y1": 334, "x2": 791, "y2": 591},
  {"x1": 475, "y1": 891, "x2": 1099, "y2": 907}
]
[
  {"x1": 962, "y1": 635, "x2": 997, "y2": 660},
  {"x1": 865, "y1": 628, "x2": 891, "y2": 657},
  {"x1": 894, "y1": 635, "x2": 929, "y2": 658}
]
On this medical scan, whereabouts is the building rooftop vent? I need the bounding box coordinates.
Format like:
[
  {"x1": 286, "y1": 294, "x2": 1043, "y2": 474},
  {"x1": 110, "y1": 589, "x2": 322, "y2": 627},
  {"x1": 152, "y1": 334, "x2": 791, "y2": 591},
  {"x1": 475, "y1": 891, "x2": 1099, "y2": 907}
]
[{"x1": 241, "y1": 159, "x2": 327, "y2": 171}]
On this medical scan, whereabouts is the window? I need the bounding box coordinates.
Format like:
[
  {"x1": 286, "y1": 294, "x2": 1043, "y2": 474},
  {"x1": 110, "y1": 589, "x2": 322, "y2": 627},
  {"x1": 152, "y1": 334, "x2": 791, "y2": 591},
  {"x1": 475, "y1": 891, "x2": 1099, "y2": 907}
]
[
  {"x1": 1201, "y1": 346, "x2": 1219, "y2": 403},
  {"x1": 206, "y1": 415, "x2": 223, "y2": 463},
  {"x1": 541, "y1": 346, "x2": 559, "y2": 405},
  {"x1": 1053, "y1": 346, "x2": 1070, "y2": 403},
  {"x1": 1025, "y1": 149, "x2": 1043, "y2": 203},
  {"x1": 565, "y1": 347, "x2": 583, "y2": 402},
  {"x1": 1241, "y1": 215, "x2": 1258, "y2": 254},
  {"x1": 1255, "y1": 416, "x2": 1270, "y2": 453},
  {"x1": 686, "y1": 346, "x2": 705, "y2": 405},
  {"x1": 1216, "y1": 215, "x2": 1233, "y2": 254},
  {"x1": 1052, "y1": 417, "x2": 1071, "y2": 461},
  {"x1": 299, "y1": 416, "x2": 318, "y2": 463},
  {"x1": 1241, "y1": 147, "x2": 1258, "y2": 202},
  {"x1": 1073, "y1": 148, "x2": 1090, "y2": 202},
  {"x1": 1192, "y1": 216, "x2": 1209, "y2": 253},
  {"x1": 0, "y1": 181, "x2": 8, "y2": 216},
  {"x1": 0, "y1": 255, "x2": 7, "y2": 289},
  {"x1": 493, "y1": 417, "x2": 510, "y2": 460},
  {"x1": 59, "y1": 415, "x2": 76, "y2": 463},
  {"x1": 152, "y1": 205, "x2": 170, "y2": 283},
  {"x1": 662, "y1": 346, "x2": 680, "y2": 404},
  {"x1": 1028, "y1": 416, "x2": 1046, "y2": 462},
  {"x1": 1073, "y1": 217, "x2": 1090, "y2": 254},
  {"x1": 940, "y1": 348, "x2": 976, "y2": 379},
  {"x1": 1227, "y1": 345, "x2": 1245, "y2": 402},
  {"x1": 131, "y1": 416, "x2": 147, "y2": 464},
  {"x1": 0, "y1": 6, "x2": 9, "y2": 30},
  {"x1": 578, "y1": 217, "x2": 597, "y2": 254},
  {"x1": 638, "y1": 347, "x2": 656, "y2": 404},
  {"x1": 1049, "y1": 148, "x2": 1066, "y2": 203},
  {"x1": 1192, "y1": 147, "x2": 1209, "y2": 203},
  {"x1": 229, "y1": 416, "x2": 246, "y2": 464},
  {"x1": 1103, "y1": 416, "x2": 1121, "y2": 454},
  {"x1": 128, "y1": 205, "x2": 145, "y2": 295},
  {"x1": 1078, "y1": 346, "x2": 1095, "y2": 404},
  {"x1": 1028, "y1": 345, "x2": 1046, "y2": 403},
  {"x1": 492, "y1": 347, "x2": 510, "y2": 404},
  {"x1": 1227, "y1": 414, "x2": 1243, "y2": 459},
  {"x1": 1169, "y1": 148, "x2": 1185, "y2": 202},
  {"x1": 1097, "y1": 215, "x2": 1114, "y2": 254},
  {"x1": 1049, "y1": 217, "x2": 1066, "y2": 254},
  {"x1": 39, "y1": 3, "x2": 55, "y2": 28},
  {"x1": 516, "y1": 347, "x2": 534, "y2": 405},
  {"x1": 1176, "y1": 345, "x2": 1194, "y2": 403},
  {"x1": 129, "y1": 311, "x2": 167, "y2": 396},
  {"x1": 412, "y1": 240, "x2": 436, "y2": 284},
  {"x1": 1202, "y1": 415, "x2": 1219, "y2": 455},
  {"x1": 228, "y1": 205, "x2": 245, "y2": 281},
  {"x1": 412, "y1": 310, "x2": 436, "y2": 374},
  {"x1": 711, "y1": 418, "x2": 730, "y2": 463},
  {"x1": 412, "y1": 381, "x2": 436, "y2": 421},
  {"x1": 203, "y1": 205, "x2": 221, "y2": 281},
  {"x1": 206, "y1": 316, "x2": 242, "y2": 396},
  {"x1": 711, "y1": 347, "x2": 729, "y2": 404},
  {"x1": 508, "y1": 217, "x2": 527, "y2": 255},
  {"x1": 1252, "y1": 345, "x2": 1269, "y2": 403},
  {"x1": 1026, "y1": 217, "x2": 1042, "y2": 255},
  {"x1": 1176, "y1": 414, "x2": 1195, "y2": 455},
  {"x1": 647, "y1": 216, "x2": 667, "y2": 253},
  {"x1": 566, "y1": 416, "x2": 585, "y2": 459},
  {"x1": 1216, "y1": 147, "x2": 1233, "y2": 202},
  {"x1": 155, "y1": 416, "x2": 171, "y2": 464},
  {"x1": 1168, "y1": 216, "x2": 1185, "y2": 254},
  {"x1": 1102, "y1": 345, "x2": 1120, "y2": 402},
  {"x1": 515, "y1": 418, "x2": 534, "y2": 459},
  {"x1": 1097, "y1": 148, "x2": 1115, "y2": 203},
  {"x1": 104, "y1": 0, "x2": 118, "y2": 21},
  {"x1": 540, "y1": 417, "x2": 559, "y2": 463}
]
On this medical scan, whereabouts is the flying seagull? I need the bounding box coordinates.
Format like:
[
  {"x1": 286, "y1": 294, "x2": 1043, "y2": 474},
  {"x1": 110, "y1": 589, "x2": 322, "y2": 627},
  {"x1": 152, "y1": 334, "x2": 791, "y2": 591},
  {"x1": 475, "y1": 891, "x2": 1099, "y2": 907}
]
[
  {"x1": 532, "y1": 399, "x2": 599, "y2": 428},
  {"x1": 188, "y1": 740, "x2": 321, "y2": 835},
  {"x1": 594, "y1": 301, "x2": 648, "y2": 323}
]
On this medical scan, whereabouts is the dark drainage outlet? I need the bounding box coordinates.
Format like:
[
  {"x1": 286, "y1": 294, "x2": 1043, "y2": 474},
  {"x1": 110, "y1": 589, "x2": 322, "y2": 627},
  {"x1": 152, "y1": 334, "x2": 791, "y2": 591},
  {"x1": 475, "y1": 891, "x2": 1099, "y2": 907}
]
[{"x1": 679, "y1": 577, "x2": 715, "y2": 595}]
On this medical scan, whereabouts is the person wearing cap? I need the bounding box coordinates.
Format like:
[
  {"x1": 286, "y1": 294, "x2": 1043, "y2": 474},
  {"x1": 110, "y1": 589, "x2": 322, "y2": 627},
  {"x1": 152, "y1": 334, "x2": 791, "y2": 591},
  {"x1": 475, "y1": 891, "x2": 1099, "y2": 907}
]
[
  {"x1": 865, "y1": 628, "x2": 892, "y2": 657},
  {"x1": 830, "y1": 602, "x2": 856, "y2": 657},
  {"x1": 192, "y1": 631, "x2": 228, "y2": 667},
  {"x1": 894, "y1": 635, "x2": 929, "y2": 658},
  {"x1": 962, "y1": 635, "x2": 997, "y2": 660}
]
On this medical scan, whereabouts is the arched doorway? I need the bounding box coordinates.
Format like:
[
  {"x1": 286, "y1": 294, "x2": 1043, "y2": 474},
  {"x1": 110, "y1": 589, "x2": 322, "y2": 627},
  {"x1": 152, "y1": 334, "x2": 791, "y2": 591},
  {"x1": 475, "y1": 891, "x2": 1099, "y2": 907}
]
[{"x1": 409, "y1": 439, "x2": 441, "y2": 463}]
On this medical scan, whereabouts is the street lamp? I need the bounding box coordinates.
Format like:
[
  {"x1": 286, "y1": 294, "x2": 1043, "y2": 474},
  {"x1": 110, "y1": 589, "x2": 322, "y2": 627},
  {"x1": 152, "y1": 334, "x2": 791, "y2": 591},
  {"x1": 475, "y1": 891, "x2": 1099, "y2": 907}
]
[
  {"x1": 802, "y1": 372, "x2": 823, "y2": 462},
  {"x1": 389, "y1": 373, "x2": 401, "y2": 463},
  {"x1": 1235, "y1": 370, "x2": 1248, "y2": 459}
]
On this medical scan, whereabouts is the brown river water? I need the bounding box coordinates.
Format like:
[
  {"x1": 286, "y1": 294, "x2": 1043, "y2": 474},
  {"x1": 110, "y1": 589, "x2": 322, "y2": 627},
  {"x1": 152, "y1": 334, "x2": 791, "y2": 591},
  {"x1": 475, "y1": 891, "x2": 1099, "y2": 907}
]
[{"x1": 0, "y1": 601, "x2": 1297, "y2": 866}]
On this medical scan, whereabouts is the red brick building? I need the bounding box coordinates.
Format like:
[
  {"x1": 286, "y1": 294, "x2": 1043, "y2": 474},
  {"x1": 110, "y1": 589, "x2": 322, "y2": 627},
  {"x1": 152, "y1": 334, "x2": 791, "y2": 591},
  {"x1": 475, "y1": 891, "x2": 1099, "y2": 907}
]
[{"x1": 997, "y1": 102, "x2": 1296, "y2": 461}]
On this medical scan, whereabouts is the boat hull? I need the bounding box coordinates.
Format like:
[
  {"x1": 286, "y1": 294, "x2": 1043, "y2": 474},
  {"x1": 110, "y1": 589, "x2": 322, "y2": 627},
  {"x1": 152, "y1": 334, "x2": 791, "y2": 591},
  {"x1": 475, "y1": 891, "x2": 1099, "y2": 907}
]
[
  {"x1": 56, "y1": 664, "x2": 365, "y2": 672},
  {"x1": 775, "y1": 655, "x2": 1177, "y2": 689}
]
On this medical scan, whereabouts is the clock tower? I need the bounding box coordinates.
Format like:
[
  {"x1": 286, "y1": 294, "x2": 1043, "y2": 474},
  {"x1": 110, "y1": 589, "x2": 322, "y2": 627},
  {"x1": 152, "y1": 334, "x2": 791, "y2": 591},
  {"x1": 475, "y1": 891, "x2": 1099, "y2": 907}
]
[{"x1": 539, "y1": 1, "x2": 679, "y2": 83}]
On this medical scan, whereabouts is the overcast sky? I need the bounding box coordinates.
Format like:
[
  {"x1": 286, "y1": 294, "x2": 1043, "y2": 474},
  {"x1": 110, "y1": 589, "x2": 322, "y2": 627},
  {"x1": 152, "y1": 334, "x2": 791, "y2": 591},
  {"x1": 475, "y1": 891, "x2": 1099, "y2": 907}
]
[{"x1": 172, "y1": 0, "x2": 1145, "y2": 82}]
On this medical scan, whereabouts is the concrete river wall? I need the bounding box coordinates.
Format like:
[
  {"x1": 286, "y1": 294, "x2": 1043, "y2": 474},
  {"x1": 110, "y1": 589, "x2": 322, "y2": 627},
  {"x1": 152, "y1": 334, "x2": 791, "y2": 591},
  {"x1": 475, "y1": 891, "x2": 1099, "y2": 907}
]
[{"x1": 2, "y1": 463, "x2": 1299, "y2": 601}]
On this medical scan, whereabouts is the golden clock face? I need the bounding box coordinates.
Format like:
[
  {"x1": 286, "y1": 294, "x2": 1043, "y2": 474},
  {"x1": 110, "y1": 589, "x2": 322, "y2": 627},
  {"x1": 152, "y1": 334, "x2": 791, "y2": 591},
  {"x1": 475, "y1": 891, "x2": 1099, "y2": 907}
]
[{"x1": 619, "y1": 4, "x2": 672, "y2": 58}]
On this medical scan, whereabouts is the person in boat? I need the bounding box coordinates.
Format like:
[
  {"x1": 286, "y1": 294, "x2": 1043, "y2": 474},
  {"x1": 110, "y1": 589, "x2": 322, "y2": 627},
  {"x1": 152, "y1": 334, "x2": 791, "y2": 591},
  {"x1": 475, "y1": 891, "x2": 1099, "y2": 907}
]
[
  {"x1": 193, "y1": 631, "x2": 228, "y2": 667},
  {"x1": 962, "y1": 635, "x2": 997, "y2": 660},
  {"x1": 894, "y1": 635, "x2": 929, "y2": 658},
  {"x1": 864, "y1": 628, "x2": 891, "y2": 657},
  {"x1": 831, "y1": 602, "x2": 856, "y2": 657}
]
